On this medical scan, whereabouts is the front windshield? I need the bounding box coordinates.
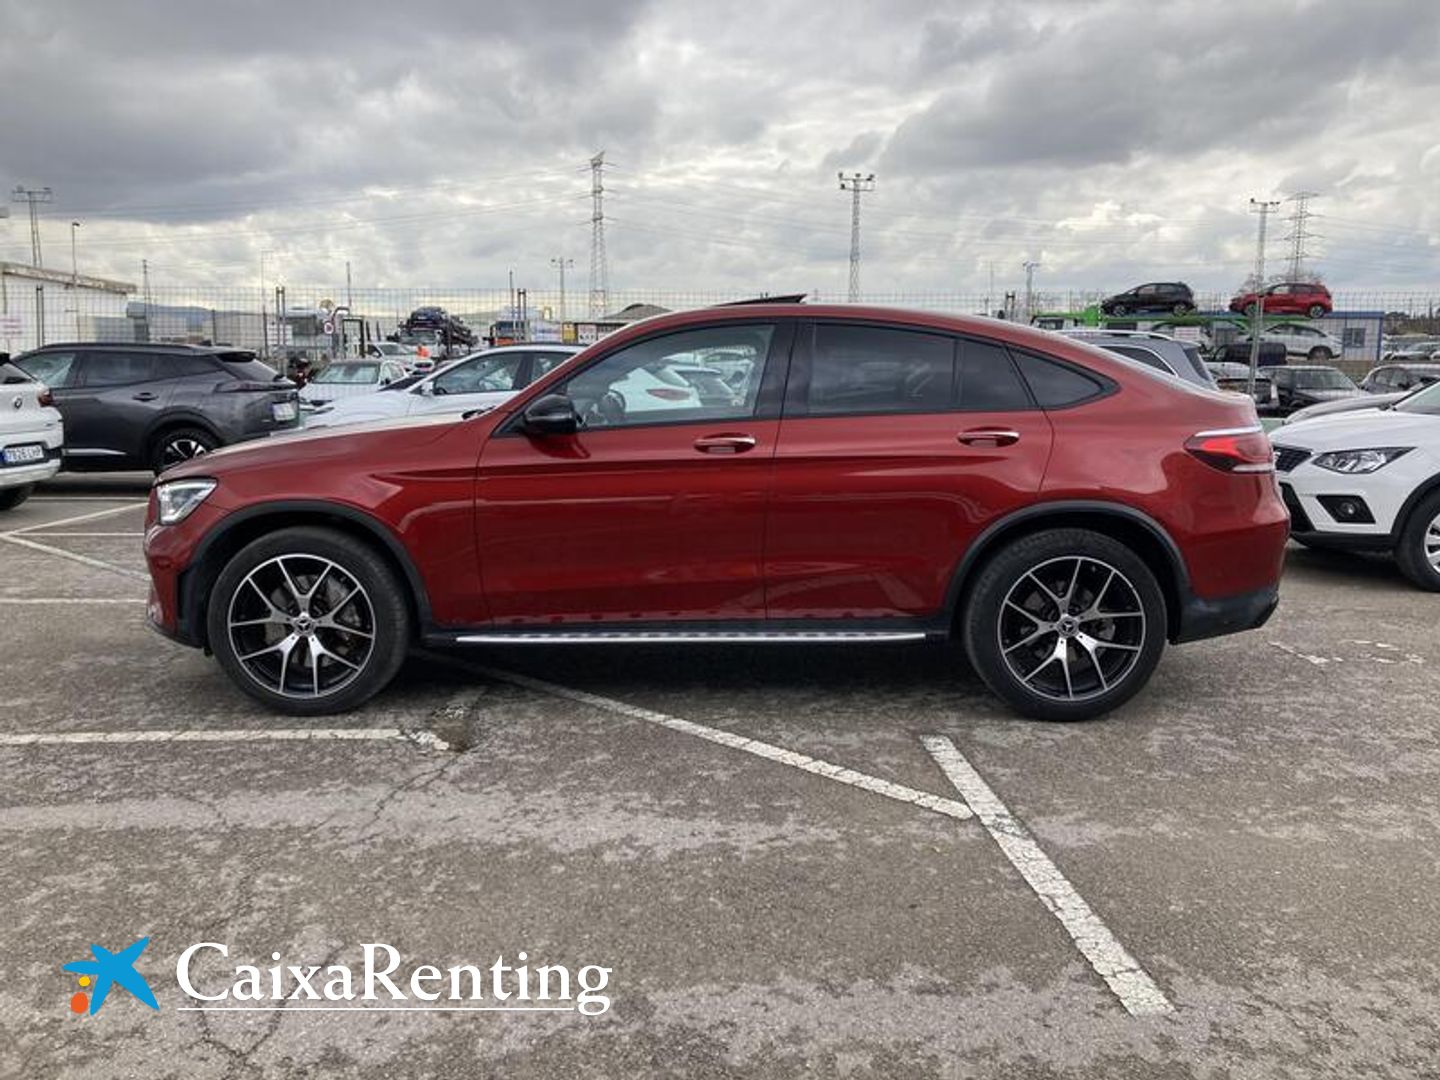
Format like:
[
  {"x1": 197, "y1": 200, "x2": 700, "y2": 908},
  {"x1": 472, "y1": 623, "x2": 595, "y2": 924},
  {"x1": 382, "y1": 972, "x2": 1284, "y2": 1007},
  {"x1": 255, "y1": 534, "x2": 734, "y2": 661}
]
[
  {"x1": 1294, "y1": 369, "x2": 1357, "y2": 390},
  {"x1": 1395, "y1": 380, "x2": 1440, "y2": 415},
  {"x1": 313, "y1": 362, "x2": 380, "y2": 385}
]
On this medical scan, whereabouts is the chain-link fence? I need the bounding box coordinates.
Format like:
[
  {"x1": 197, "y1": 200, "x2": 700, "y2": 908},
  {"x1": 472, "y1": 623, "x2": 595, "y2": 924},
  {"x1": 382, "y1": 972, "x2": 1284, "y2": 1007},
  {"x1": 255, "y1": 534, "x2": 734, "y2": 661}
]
[{"x1": 3, "y1": 271, "x2": 1438, "y2": 365}]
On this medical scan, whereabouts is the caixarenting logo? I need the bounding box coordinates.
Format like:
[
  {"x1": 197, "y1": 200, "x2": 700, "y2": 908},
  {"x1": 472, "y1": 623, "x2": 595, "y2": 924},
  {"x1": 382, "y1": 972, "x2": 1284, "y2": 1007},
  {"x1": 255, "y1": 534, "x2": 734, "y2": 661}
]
[{"x1": 63, "y1": 940, "x2": 612, "y2": 1016}]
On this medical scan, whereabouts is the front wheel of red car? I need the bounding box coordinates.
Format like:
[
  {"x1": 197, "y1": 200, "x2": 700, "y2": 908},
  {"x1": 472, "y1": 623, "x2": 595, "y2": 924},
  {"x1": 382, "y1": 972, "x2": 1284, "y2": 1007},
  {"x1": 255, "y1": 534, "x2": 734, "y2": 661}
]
[
  {"x1": 1307, "y1": 304, "x2": 1326, "y2": 319},
  {"x1": 963, "y1": 529, "x2": 1167, "y2": 722},
  {"x1": 206, "y1": 527, "x2": 412, "y2": 715}
]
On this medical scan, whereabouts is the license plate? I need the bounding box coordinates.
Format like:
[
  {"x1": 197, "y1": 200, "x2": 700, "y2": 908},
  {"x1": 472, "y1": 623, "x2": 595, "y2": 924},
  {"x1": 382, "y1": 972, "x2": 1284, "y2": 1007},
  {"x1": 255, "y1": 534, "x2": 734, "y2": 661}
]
[
  {"x1": 271, "y1": 401, "x2": 298, "y2": 422},
  {"x1": 2, "y1": 444, "x2": 44, "y2": 465}
]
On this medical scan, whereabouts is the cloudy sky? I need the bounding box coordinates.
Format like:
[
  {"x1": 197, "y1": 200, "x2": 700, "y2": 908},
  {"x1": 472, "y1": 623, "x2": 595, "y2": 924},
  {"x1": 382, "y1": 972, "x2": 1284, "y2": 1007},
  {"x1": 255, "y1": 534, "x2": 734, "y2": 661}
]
[{"x1": 2, "y1": 0, "x2": 1438, "y2": 306}]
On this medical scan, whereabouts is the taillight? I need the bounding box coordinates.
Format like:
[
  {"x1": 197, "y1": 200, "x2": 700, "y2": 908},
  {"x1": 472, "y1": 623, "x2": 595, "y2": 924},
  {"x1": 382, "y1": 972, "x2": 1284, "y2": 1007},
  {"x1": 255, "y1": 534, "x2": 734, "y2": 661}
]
[
  {"x1": 1185, "y1": 426, "x2": 1274, "y2": 474},
  {"x1": 646, "y1": 387, "x2": 691, "y2": 401},
  {"x1": 37, "y1": 387, "x2": 53, "y2": 407}
]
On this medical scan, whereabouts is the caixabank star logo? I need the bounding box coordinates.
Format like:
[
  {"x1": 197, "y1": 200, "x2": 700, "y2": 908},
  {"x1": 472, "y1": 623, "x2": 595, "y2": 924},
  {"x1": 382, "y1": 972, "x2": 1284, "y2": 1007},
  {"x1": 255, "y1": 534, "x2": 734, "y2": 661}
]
[{"x1": 63, "y1": 937, "x2": 159, "y2": 1016}]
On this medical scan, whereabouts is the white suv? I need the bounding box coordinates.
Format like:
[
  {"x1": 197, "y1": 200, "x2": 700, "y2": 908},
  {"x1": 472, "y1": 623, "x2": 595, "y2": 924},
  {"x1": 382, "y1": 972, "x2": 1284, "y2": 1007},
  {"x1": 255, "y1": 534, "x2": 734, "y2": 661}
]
[
  {"x1": 1242, "y1": 322, "x2": 1344, "y2": 361},
  {"x1": 0, "y1": 360, "x2": 64, "y2": 510},
  {"x1": 1273, "y1": 380, "x2": 1440, "y2": 589}
]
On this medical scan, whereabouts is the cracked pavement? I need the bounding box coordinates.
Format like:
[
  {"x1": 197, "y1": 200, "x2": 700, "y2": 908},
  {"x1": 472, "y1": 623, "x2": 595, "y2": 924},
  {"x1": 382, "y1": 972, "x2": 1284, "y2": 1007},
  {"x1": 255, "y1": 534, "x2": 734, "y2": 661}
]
[{"x1": 3, "y1": 475, "x2": 1440, "y2": 1078}]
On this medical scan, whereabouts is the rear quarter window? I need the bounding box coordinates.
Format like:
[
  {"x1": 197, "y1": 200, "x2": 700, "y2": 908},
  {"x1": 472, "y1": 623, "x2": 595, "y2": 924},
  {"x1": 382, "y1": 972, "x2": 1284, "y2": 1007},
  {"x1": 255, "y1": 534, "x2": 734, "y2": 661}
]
[{"x1": 1013, "y1": 351, "x2": 1110, "y2": 408}]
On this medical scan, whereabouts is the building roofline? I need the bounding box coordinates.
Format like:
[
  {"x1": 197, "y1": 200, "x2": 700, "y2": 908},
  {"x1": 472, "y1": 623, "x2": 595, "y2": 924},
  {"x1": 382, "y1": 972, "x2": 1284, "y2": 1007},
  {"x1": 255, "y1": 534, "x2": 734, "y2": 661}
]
[{"x1": 0, "y1": 262, "x2": 136, "y2": 294}]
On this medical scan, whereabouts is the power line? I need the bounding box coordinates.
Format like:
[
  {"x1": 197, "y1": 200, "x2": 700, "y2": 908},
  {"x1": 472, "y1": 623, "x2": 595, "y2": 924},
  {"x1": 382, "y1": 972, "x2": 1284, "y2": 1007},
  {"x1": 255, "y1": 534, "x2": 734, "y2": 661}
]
[
  {"x1": 838, "y1": 171, "x2": 875, "y2": 302},
  {"x1": 12, "y1": 185, "x2": 53, "y2": 268},
  {"x1": 589, "y1": 151, "x2": 610, "y2": 318}
]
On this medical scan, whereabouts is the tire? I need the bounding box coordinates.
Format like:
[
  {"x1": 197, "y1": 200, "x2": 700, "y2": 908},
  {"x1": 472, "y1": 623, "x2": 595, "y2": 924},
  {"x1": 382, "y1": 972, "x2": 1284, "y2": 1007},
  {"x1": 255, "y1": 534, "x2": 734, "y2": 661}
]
[
  {"x1": 1244, "y1": 302, "x2": 1260, "y2": 317},
  {"x1": 1307, "y1": 304, "x2": 1327, "y2": 319},
  {"x1": 1307, "y1": 346, "x2": 1333, "y2": 361},
  {"x1": 206, "y1": 526, "x2": 413, "y2": 715},
  {"x1": 1110, "y1": 304, "x2": 1127, "y2": 316},
  {"x1": 0, "y1": 484, "x2": 33, "y2": 511},
  {"x1": 1395, "y1": 491, "x2": 1440, "y2": 592},
  {"x1": 1173, "y1": 302, "x2": 1192, "y2": 315},
  {"x1": 962, "y1": 529, "x2": 1167, "y2": 722},
  {"x1": 152, "y1": 426, "x2": 218, "y2": 474}
]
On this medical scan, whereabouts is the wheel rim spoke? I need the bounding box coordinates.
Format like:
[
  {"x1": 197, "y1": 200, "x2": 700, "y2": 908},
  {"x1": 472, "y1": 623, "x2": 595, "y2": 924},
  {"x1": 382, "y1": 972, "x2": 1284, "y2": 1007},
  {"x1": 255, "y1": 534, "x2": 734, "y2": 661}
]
[
  {"x1": 227, "y1": 554, "x2": 375, "y2": 699},
  {"x1": 997, "y1": 555, "x2": 1146, "y2": 704}
]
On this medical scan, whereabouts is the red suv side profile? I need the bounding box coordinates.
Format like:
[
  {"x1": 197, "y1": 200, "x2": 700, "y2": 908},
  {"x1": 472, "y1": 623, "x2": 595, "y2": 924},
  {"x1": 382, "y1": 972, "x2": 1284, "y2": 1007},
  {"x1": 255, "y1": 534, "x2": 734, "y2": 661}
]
[
  {"x1": 1228, "y1": 281, "x2": 1333, "y2": 319},
  {"x1": 145, "y1": 305, "x2": 1288, "y2": 722}
]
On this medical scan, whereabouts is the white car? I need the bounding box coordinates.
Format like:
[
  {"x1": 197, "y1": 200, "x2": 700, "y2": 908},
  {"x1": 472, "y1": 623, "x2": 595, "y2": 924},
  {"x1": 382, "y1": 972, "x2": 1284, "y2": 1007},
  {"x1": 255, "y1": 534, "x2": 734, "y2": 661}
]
[
  {"x1": 1240, "y1": 322, "x2": 1345, "y2": 361},
  {"x1": 0, "y1": 359, "x2": 64, "y2": 510},
  {"x1": 300, "y1": 359, "x2": 411, "y2": 410},
  {"x1": 1272, "y1": 379, "x2": 1440, "y2": 589},
  {"x1": 305, "y1": 344, "x2": 581, "y2": 429}
]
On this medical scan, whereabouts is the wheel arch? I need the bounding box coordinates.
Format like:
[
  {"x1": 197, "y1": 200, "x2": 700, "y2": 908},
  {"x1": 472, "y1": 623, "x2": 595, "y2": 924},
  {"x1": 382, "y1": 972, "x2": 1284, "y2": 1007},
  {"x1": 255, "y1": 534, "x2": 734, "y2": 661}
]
[
  {"x1": 944, "y1": 501, "x2": 1191, "y2": 641},
  {"x1": 144, "y1": 413, "x2": 224, "y2": 459},
  {"x1": 1393, "y1": 470, "x2": 1440, "y2": 540},
  {"x1": 178, "y1": 500, "x2": 432, "y2": 650}
]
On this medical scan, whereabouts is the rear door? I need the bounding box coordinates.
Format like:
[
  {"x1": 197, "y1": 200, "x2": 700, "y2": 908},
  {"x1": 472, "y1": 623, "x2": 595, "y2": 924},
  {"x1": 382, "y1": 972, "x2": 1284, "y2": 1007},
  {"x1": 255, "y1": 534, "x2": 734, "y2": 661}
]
[
  {"x1": 764, "y1": 324, "x2": 1053, "y2": 621},
  {"x1": 69, "y1": 351, "x2": 172, "y2": 462}
]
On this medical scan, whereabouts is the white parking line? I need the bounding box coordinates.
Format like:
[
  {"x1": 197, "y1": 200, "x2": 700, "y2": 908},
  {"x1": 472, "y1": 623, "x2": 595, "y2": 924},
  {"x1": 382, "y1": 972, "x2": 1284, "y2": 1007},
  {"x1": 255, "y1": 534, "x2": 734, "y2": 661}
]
[
  {"x1": 419, "y1": 650, "x2": 973, "y2": 822},
  {"x1": 0, "y1": 728, "x2": 450, "y2": 749},
  {"x1": 22, "y1": 531, "x2": 146, "y2": 538},
  {"x1": 0, "y1": 532, "x2": 148, "y2": 580},
  {"x1": 0, "y1": 597, "x2": 146, "y2": 605},
  {"x1": 7, "y1": 502, "x2": 146, "y2": 534},
  {"x1": 922, "y1": 735, "x2": 1173, "y2": 1017}
]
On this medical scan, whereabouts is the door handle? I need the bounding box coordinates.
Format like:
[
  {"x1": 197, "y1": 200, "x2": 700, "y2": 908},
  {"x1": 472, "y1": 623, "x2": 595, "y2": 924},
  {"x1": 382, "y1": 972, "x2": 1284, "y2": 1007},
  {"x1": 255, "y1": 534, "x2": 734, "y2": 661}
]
[
  {"x1": 132, "y1": 391, "x2": 158, "y2": 402},
  {"x1": 693, "y1": 433, "x2": 757, "y2": 455},
  {"x1": 957, "y1": 428, "x2": 1020, "y2": 447}
]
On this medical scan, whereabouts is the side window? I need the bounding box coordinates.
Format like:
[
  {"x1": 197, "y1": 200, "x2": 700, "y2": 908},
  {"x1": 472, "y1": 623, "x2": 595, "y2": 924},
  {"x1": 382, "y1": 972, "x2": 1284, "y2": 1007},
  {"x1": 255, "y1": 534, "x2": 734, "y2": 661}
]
[
  {"x1": 1013, "y1": 351, "x2": 1109, "y2": 408},
  {"x1": 561, "y1": 325, "x2": 773, "y2": 429},
  {"x1": 15, "y1": 351, "x2": 79, "y2": 387},
  {"x1": 530, "y1": 351, "x2": 570, "y2": 380},
  {"x1": 957, "y1": 339, "x2": 1031, "y2": 411},
  {"x1": 805, "y1": 324, "x2": 954, "y2": 416},
  {"x1": 432, "y1": 353, "x2": 526, "y2": 395},
  {"x1": 80, "y1": 352, "x2": 158, "y2": 387}
]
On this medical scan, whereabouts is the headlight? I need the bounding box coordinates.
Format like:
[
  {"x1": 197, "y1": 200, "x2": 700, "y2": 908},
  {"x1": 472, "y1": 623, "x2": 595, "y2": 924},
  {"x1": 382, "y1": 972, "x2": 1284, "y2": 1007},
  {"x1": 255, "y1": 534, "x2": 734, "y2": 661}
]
[
  {"x1": 1311, "y1": 447, "x2": 1412, "y2": 474},
  {"x1": 155, "y1": 479, "x2": 217, "y2": 525}
]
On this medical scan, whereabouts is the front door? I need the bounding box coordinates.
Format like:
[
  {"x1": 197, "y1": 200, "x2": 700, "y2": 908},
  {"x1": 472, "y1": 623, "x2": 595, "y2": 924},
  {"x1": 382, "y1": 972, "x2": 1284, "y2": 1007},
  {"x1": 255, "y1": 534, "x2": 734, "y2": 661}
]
[
  {"x1": 476, "y1": 321, "x2": 790, "y2": 624},
  {"x1": 765, "y1": 324, "x2": 1053, "y2": 621}
]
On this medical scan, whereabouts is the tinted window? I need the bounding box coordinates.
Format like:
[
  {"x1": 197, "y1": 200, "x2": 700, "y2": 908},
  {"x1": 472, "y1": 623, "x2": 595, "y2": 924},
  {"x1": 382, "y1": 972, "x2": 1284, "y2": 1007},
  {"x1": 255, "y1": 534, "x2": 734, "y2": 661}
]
[
  {"x1": 1014, "y1": 352, "x2": 1108, "y2": 408},
  {"x1": 81, "y1": 352, "x2": 158, "y2": 387},
  {"x1": 16, "y1": 351, "x2": 79, "y2": 387},
  {"x1": 807, "y1": 324, "x2": 953, "y2": 416},
  {"x1": 562, "y1": 324, "x2": 773, "y2": 429},
  {"x1": 164, "y1": 354, "x2": 221, "y2": 378},
  {"x1": 1105, "y1": 344, "x2": 1176, "y2": 375},
  {"x1": 957, "y1": 339, "x2": 1031, "y2": 411}
]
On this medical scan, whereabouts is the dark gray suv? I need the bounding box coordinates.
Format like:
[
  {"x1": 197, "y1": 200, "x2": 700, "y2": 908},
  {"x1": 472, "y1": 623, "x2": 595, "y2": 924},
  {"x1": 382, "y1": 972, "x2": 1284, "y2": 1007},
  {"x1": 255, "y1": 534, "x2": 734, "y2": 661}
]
[{"x1": 14, "y1": 343, "x2": 299, "y2": 473}]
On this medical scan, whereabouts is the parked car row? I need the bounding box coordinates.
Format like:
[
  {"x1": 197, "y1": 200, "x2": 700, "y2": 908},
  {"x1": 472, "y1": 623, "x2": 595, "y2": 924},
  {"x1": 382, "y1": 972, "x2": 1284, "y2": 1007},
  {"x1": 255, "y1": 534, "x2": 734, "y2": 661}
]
[{"x1": 1098, "y1": 281, "x2": 1335, "y2": 319}]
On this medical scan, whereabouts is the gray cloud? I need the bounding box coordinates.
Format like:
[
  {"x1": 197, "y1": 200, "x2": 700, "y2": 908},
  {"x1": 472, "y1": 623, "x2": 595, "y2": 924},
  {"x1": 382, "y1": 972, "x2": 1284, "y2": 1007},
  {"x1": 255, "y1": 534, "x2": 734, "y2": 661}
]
[{"x1": 0, "y1": 0, "x2": 1436, "y2": 300}]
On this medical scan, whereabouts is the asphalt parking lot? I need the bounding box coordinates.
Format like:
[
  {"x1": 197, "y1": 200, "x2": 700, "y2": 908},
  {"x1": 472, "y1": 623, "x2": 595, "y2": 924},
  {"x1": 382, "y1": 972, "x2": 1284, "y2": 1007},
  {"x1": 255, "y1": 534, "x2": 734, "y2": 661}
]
[{"x1": 3, "y1": 475, "x2": 1439, "y2": 1079}]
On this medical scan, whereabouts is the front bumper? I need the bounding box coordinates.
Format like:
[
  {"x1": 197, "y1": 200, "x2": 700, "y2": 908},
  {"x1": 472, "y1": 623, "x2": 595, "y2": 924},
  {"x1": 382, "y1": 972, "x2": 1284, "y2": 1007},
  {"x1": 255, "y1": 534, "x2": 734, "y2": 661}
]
[{"x1": 1275, "y1": 448, "x2": 1435, "y2": 541}]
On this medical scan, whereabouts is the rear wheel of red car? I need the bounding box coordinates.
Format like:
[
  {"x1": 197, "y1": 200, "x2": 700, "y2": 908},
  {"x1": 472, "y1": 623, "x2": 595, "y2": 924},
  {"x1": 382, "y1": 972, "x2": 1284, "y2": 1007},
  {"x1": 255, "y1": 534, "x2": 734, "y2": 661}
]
[
  {"x1": 1307, "y1": 304, "x2": 1326, "y2": 319},
  {"x1": 1395, "y1": 491, "x2": 1440, "y2": 592},
  {"x1": 963, "y1": 529, "x2": 1167, "y2": 722},
  {"x1": 207, "y1": 526, "x2": 412, "y2": 715},
  {"x1": 1244, "y1": 302, "x2": 1260, "y2": 317}
]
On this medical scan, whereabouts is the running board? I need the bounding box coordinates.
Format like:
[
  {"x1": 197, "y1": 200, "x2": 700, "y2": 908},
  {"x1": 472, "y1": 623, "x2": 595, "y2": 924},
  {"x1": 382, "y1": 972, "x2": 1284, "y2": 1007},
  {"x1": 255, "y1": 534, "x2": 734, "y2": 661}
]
[{"x1": 451, "y1": 630, "x2": 931, "y2": 645}]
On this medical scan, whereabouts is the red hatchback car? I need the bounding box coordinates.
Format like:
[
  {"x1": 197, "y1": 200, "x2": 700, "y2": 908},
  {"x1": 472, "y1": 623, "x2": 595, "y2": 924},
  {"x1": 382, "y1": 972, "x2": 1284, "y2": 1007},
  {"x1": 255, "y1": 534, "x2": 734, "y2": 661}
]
[
  {"x1": 1228, "y1": 281, "x2": 1333, "y2": 319},
  {"x1": 145, "y1": 305, "x2": 1288, "y2": 722}
]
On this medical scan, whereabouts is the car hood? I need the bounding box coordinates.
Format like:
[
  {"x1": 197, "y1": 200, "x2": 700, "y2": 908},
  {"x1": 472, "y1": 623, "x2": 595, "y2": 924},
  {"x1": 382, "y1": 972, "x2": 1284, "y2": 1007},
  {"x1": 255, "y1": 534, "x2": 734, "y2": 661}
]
[
  {"x1": 1284, "y1": 393, "x2": 1404, "y2": 424},
  {"x1": 1275, "y1": 407, "x2": 1440, "y2": 451},
  {"x1": 158, "y1": 413, "x2": 472, "y2": 481},
  {"x1": 1294, "y1": 388, "x2": 1366, "y2": 402}
]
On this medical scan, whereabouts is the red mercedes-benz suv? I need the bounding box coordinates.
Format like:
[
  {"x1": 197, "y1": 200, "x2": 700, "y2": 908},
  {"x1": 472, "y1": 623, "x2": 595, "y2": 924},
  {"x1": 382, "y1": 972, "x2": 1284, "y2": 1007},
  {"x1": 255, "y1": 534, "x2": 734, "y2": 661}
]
[{"x1": 145, "y1": 305, "x2": 1288, "y2": 722}]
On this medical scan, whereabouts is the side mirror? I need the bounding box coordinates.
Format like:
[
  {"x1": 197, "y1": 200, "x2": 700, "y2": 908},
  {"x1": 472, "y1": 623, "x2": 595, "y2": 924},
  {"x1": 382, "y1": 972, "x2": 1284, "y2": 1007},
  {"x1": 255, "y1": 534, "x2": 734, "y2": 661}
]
[{"x1": 521, "y1": 393, "x2": 579, "y2": 435}]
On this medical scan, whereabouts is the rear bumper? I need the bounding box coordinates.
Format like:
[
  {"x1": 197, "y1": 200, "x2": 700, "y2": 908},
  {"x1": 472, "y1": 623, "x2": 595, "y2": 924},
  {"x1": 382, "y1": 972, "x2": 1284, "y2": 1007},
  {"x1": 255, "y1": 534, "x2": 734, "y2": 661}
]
[{"x1": 1172, "y1": 584, "x2": 1279, "y2": 644}]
